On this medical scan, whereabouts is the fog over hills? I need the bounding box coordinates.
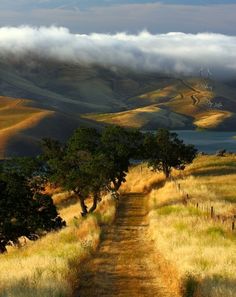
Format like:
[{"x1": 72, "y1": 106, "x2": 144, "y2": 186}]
[
  {"x1": 1, "y1": 27, "x2": 236, "y2": 78},
  {"x1": 0, "y1": 26, "x2": 236, "y2": 156}
]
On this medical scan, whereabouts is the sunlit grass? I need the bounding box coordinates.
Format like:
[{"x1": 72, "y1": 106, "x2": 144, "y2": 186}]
[
  {"x1": 148, "y1": 154, "x2": 236, "y2": 297},
  {"x1": 120, "y1": 163, "x2": 165, "y2": 193},
  {"x1": 194, "y1": 110, "x2": 232, "y2": 129},
  {"x1": 0, "y1": 193, "x2": 116, "y2": 297}
]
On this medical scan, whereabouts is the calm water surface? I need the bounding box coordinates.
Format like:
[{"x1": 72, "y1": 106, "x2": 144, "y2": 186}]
[{"x1": 173, "y1": 130, "x2": 236, "y2": 153}]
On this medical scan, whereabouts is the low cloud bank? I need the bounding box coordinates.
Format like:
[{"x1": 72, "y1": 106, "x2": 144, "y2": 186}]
[{"x1": 0, "y1": 26, "x2": 236, "y2": 78}]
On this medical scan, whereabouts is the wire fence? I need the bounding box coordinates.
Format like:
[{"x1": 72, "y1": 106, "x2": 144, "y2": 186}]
[{"x1": 169, "y1": 176, "x2": 236, "y2": 232}]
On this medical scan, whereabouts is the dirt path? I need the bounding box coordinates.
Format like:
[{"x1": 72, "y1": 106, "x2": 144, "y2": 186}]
[
  {"x1": 191, "y1": 94, "x2": 200, "y2": 106},
  {"x1": 76, "y1": 193, "x2": 176, "y2": 297}
]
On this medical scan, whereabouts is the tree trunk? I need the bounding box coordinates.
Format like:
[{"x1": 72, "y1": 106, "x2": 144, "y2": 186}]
[
  {"x1": 165, "y1": 170, "x2": 170, "y2": 179},
  {"x1": 79, "y1": 197, "x2": 88, "y2": 217},
  {"x1": 74, "y1": 189, "x2": 88, "y2": 217},
  {"x1": 89, "y1": 192, "x2": 99, "y2": 213},
  {"x1": 163, "y1": 163, "x2": 170, "y2": 179}
]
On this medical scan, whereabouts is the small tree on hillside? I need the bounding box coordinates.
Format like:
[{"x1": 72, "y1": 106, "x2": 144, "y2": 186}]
[{"x1": 146, "y1": 129, "x2": 197, "y2": 178}]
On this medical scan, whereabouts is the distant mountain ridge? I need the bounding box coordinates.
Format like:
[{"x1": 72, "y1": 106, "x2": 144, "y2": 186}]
[{"x1": 0, "y1": 57, "x2": 236, "y2": 156}]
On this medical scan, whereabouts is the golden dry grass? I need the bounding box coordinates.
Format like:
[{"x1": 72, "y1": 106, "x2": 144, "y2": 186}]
[
  {"x1": 147, "y1": 155, "x2": 236, "y2": 297},
  {"x1": 1, "y1": 155, "x2": 235, "y2": 297},
  {"x1": 0, "y1": 96, "x2": 53, "y2": 157},
  {"x1": 82, "y1": 78, "x2": 220, "y2": 130},
  {"x1": 82, "y1": 77, "x2": 236, "y2": 131},
  {"x1": 83, "y1": 105, "x2": 159, "y2": 128},
  {"x1": 0, "y1": 193, "x2": 117, "y2": 297},
  {"x1": 120, "y1": 163, "x2": 165, "y2": 193},
  {"x1": 83, "y1": 104, "x2": 186, "y2": 128},
  {"x1": 194, "y1": 110, "x2": 233, "y2": 129}
]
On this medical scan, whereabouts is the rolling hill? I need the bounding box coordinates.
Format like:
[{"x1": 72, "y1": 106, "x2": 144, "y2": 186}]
[
  {"x1": 0, "y1": 96, "x2": 53, "y2": 158},
  {"x1": 83, "y1": 104, "x2": 193, "y2": 130},
  {"x1": 0, "y1": 56, "x2": 236, "y2": 156},
  {"x1": 85, "y1": 77, "x2": 236, "y2": 130}
]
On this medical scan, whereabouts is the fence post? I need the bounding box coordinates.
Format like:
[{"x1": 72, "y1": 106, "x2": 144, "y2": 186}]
[{"x1": 211, "y1": 206, "x2": 214, "y2": 219}]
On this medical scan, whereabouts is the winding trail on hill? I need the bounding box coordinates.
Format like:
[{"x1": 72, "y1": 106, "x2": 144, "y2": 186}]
[
  {"x1": 179, "y1": 79, "x2": 202, "y2": 106},
  {"x1": 76, "y1": 193, "x2": 178, "y2": 297},
  {"x1": 191, "y1": 95, "x2": 200, "y2": 106}
]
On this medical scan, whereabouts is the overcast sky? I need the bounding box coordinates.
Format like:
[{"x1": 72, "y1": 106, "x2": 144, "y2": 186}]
[{"x1": 0, "y1": 1, "x2": 236, "y2": 34}]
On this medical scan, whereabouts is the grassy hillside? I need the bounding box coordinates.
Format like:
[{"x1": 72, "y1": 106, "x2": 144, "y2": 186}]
[
  {"x1": 85, "y1": 77, "x2": 236, "y2": 131},
  {"x1": 122, "y1": 156, "x2": 236, "y2": 296},
  {"x1": 0, "y1": 59, "x2": 179, "y2": 156},
  {"x1": 1, "y1": 154, "x2": 235, "y2": 296},
  {"x1": 83, "y1": 104, "x2": 193, "y2": 129},
  {"x1": 1, "y1": 57, "x2": 236, "y2": 156},
  {"x1": 146, "y1": 155, "x2": 236, "y2": 297},
  {"x1": 0, "y1": 96, "x2": 53, "y2": 158},
  {"x1": 0, "y1": 191, "x2": 116, "y2": 297},
  {"x1": 0, "y1": 59, "x2": 171, "y2": 114}
]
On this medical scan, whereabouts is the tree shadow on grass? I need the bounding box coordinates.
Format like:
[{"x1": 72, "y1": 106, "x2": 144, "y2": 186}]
[
  {"x1": 191, "y1": 167, "x2": 236, "y2": 177},
  {"x1": 0, "y1": 282, "x2": 69, "y2": 297},
  {"x1": 143, "y1": 179, "x2": 166, "y2": 194},
  {"x1": 182, "y1": 274, "x2": 236, "y2": 297},
  {"x1": 198, "y1": 276, "x2": 236, "y2": 297}
]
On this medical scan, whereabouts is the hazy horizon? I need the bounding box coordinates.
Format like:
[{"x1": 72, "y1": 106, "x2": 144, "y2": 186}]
[{"x1": 0, "y1": 1, "x2": 235, "y2": 34}]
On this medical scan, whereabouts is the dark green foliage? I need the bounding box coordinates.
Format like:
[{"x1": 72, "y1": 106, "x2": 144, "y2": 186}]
[
  {"x1": 0, "y1": 159, "x2": 65, "y2": 253},
  {"x1": 67, "y1": 127, "x2": 100, "y2": 154},
  {"x1": 146, "y1": 129, "x2": 197, "y2": 178},
  {"x1": 34, "y1": 193, "x2": 66, "y2": 232},
  {"x1": 2, "y1": 157, "x2": 47, "y2": 193},
  {"x1": 101, "y1": 125, "x2": 143, "y2": 191},
  {"x1": 41, "y1": 127, "x2": 105, "y2": 216},
  {"x1": 41, "y1": 126, "x2": 143, "y2": 216}
]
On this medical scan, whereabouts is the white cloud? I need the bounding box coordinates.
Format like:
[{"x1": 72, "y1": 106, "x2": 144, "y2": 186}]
[{"x1": 0, "y1": 26, "x2": 236, "y2": 78}]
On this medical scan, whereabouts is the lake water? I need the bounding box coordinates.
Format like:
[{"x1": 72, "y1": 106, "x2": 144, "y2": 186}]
[{"x1": 172, "y1": 131, "x2": 236, "y2": 154}]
